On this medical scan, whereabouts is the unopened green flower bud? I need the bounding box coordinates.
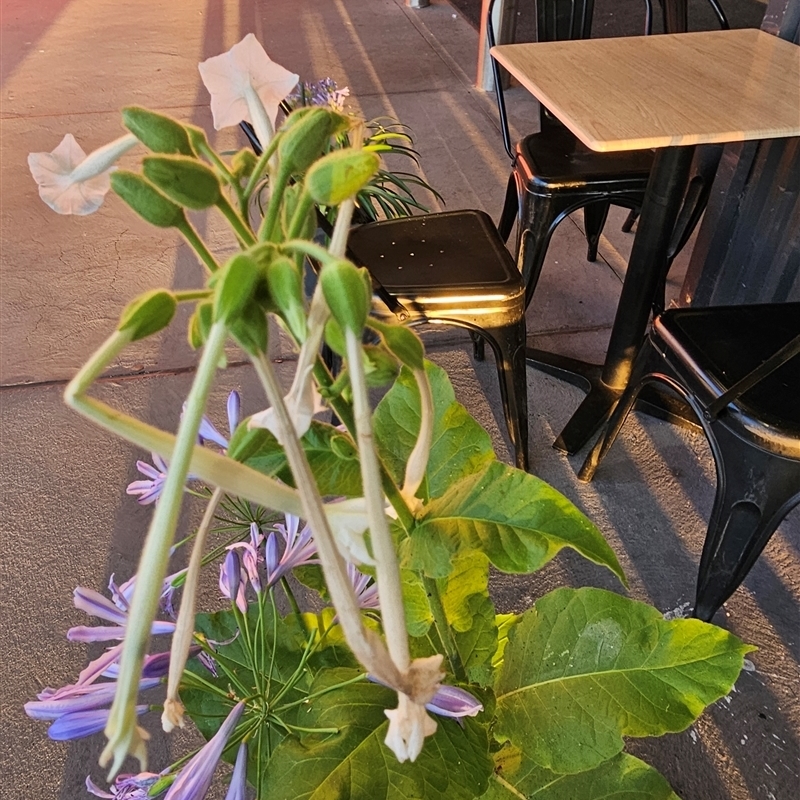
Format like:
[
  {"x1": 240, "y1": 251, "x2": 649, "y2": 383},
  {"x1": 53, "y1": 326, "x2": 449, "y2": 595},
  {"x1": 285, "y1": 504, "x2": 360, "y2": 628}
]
[
  {"x1": 214, "y1": 252, "x2": 263, "y2": 325},
  {"x1": 266, "y1": 256, "x2": 307, "y2": 341},
  {"x1": 142, "y1": 156, "x2": 221, "y2": 210},
  {"x1": 319, "y1": 260, "x2": 372, "y2": 333},
  {"x1": 231, "y1": 148, "x2": 258, "y2": 181},
  {"x1": 368, "y1": 318, "x2": 424, "y2": 370},
  {"x1": 305, "y1": 150, "x2": 380, "y2": 206},
  {"x1": 122, "y1": 107, "x2": 194, "y2": 155},
  {"x1": 324, "y1": 316, "x2": 347, "y2": 357},
  {"x1": 118, "y1": 289, "x2": 176, "y2": 341},
  {"x1": 363, "y1": 344, "x2": 400, "y2": 387},
  {"x1": 278, "y1": 107, "x2": 340, "y2": 175},
  {"x1": 230, "y1": 301, "x2": 269, "y2": 356},
  {"x1": 281, "y1": 183, "x2": 315, "y2": 241},
  {"x1": 110, "y1": 171, "x2": 186, "y2": 228},
  {"x1": 188, "y1": 300, "x2": 214, "y2": 349}
]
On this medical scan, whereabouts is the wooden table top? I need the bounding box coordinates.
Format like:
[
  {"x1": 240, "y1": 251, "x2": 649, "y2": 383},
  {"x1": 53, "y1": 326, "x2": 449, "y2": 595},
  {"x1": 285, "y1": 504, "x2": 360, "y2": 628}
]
[{"x1": 491, "y1": 29, "x2": 800, "y2": 153}]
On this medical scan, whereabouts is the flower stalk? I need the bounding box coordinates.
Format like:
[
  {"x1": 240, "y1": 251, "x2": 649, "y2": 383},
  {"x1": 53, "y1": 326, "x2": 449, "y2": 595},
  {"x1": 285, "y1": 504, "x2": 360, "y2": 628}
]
[
  {"x1": 101, "y1": 322, "x2": 228, "y2": 777},
  {"x1": 162, "y1": 486, "x2": 225, "y2": 732}
]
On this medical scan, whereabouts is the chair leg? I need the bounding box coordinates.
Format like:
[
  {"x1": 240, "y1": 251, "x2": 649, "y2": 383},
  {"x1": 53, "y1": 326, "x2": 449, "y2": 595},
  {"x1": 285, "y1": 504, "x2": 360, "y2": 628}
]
[
  {"x1": 483, "y1": 318, "x2": 529, "y2": 471},
  {"x1": 517, "y1": 193, "x2": 569, "y2": 309},
  {"x1": 471, "y1": 331, "x2": 486, "y2": 362},
  {"x1": 578, "y1": 340, "x2": 662, "y2": 482},
  {"x1": 497, "y1": 172, "x2": 520, "y2": 244},
  {"x1": 621, "y1": 207, "x2": 639, "y2": 233},
  {"x1": 583, "y1": 201, "x2": 610, "y2": 262},
  {"x1": 692, "y1": 422, "x2": 800, "y2": 621}
]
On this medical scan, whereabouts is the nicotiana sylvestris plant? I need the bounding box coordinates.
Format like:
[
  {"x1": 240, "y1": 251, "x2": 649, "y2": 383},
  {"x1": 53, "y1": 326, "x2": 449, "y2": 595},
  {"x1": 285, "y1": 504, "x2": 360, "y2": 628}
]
[{"x1": 26, "y1": 35, "x2": 753, "y2": 800}]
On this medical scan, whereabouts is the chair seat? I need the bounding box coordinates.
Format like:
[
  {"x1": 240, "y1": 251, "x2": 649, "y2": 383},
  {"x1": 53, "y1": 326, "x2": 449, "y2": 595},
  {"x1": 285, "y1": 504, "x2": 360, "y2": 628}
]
[
  {"x1": 348, "y1": 210, "x2": 522, "y2": 296},
  {"x1": 517, "y1": 124, "x2": 655, "y2": 190},
  {"x1": 655, "y1": 304, "x2": 800, "y2": 448}
]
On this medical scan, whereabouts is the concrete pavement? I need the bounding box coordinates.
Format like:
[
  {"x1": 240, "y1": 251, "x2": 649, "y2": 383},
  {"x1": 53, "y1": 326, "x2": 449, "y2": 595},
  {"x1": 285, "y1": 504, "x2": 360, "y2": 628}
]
[{"x1": 1, "y1": 1, "x2": 797, "y2": 798}]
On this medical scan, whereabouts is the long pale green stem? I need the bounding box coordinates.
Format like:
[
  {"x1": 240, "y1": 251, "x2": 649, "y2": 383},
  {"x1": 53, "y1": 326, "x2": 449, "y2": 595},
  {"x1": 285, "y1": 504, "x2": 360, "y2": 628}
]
[
  {"x1": 251, "y1": 351, "x2": 403, "y2": 689},
  {"x1": 345, "y1": 327, "x2": 410, "y2": 672},
  {"x1": 64, "y1": 331, "x2": 304, "y2": 518},
  {"x1": 177, "y1": 219, "x2": 220, "y2": 273},
  {"x1": 163, "y1": 487, "x2": 225, "y2": 732},
  {"x1": 400, "y1": 367, "x2": 434, "y2": 506},
  {"x1": 216, "y1": 194, "x2": 256, "y2": 247},
  {"x1": 100, "y1": 322, "x2": 228, "y2": 777},
  {"x1": 329, "y1": 198, "x2": 355, "y2": 258}
]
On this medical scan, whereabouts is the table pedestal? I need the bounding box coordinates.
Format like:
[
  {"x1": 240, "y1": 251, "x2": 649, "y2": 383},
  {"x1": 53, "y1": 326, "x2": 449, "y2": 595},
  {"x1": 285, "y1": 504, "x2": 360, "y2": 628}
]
[{"x1": 528, "y1": 145, "x2": 696, "y2": 453}]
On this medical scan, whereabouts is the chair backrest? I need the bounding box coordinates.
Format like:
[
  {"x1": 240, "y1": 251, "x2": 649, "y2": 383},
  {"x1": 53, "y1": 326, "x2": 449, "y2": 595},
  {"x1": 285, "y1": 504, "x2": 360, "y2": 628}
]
[
  {"x1": 535, "y1": 0, "x2": 595, "y2": 42},
  {"x1": 486, "y1": 0, "x2": 599, "y2": 158}
]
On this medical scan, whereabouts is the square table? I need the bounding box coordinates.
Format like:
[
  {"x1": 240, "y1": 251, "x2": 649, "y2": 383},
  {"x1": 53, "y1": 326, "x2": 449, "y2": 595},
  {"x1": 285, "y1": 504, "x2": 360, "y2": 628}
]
[{"x1": 491, "y1": 28, "x2": 800, "y2": 454}]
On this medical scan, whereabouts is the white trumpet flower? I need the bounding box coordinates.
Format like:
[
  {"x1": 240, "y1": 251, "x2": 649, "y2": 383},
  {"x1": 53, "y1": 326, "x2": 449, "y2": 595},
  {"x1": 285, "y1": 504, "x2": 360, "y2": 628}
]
[
  {"x1": 198, "y1": 33, "x2": 298, "y2": 151},
  {"x1": 28, "y1": 133, "x2": 137, "y2": 215}
]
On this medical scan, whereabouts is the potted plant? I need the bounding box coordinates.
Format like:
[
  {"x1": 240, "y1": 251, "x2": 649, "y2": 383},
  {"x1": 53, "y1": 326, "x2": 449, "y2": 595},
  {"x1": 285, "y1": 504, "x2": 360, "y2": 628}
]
[{"x1": 25, "y1": 35, "x2": 751, "y2": 800}]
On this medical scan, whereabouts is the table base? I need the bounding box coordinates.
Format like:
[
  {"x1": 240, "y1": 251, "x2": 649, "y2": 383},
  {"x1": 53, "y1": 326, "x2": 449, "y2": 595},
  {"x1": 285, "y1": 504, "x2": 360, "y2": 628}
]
[{"x1": 526, "y1": 347, "x2": 699, "y2": 453}]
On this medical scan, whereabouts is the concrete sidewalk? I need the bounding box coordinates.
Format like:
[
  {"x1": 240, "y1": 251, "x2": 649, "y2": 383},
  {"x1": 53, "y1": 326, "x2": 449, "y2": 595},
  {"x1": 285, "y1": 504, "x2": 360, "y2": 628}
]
[{"x1": 1, "y1": 1, "x2": 797, "y2": 798}]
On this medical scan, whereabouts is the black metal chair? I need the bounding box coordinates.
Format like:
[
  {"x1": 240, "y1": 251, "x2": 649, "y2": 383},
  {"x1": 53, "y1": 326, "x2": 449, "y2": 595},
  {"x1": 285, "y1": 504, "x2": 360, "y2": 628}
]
[
  {"x1": 488, "y1": 0, "x2": 730, "y2": 312},
  {"x1": 345, "y1": 211, "x2": 529, "y2": 472},
  {"x1": 240, "y1": 122, "x2": 530, "y2": 471},
  {"x1": 487, "y1": 0, "x2": 654, "y2": 309},
  {"x1": 579, "y1": 303, "x2": 800, "y2": 621}
]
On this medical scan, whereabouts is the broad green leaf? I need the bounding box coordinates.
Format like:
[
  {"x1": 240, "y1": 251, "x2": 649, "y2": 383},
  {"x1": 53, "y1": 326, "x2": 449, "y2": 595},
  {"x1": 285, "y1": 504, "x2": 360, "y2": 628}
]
[
  {"x1": 228, "y1": 420, "x2": 363, "y2": 497},
  {"x1": 374, "y1": 362, "x2": 494, "y2": 501},
  {"x1": 493, "y1": 613, "x2": 519, "y2": 671},
  {"x1": 265, "y1": 669, "x2": 493, "y2": 800},
  {"x1": 485, "y1": 745, "x2": 680, "y2": 799},
  {"x1": 438, "y1": 551, "x2": 497, "y2": 685},
  {"x1": 407, "y1": 462, "x2": 625, "y2": 581},
  {"x1": 495, "y1": 588, "x2": 754, "y2": 774},
  {"x1": 402, "y1": 567, "x2": 433, "y2": 637}
]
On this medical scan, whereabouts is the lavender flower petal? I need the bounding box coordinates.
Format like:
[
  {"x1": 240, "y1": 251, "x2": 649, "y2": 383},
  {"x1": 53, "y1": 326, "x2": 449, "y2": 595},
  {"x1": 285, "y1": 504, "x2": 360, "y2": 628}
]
[
  {"x1": 197, "y1": 414, "x2": 229, "y2": 449},
  {"x1": 26, "y1": 679, "x2": 160, "y2": 721},
  {"x1": 425, "y1": 684, "x2": 483, "y2": 719},
  {"x1": 226, "y1": 391, "x2": 241, "y2": 437},
  {"x1": 73, "y1": 588, "x2": 129, "y2": 625},
  {"x1": 47, "y1": 705, "x2": 147, "y2": 741},
  {"x1": 220, "y1": 549, "x2": 247, "y2": 612},
  {"x1": 223, "y1": 742, "x2": 248, "y2": 800},
  {"x1": 164, "y1": 702, "x2": 244, "y2": 800}
]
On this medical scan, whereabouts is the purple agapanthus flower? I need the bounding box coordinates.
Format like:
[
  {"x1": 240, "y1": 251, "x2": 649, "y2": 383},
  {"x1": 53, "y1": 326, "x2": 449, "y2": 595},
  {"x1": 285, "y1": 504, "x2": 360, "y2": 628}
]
[
  {"x1": 46, "y1": 704, "x2": 149, "y2": 741},
  {"x1": 126, "y1": 452, "x2": 169, "y2": 505},
  {"x1": 264, "y1": 513, "x2": 318, "y2": 588},
  {"x1": 367, "y1": 677, "x2": 483, "y2": 723},
  {"x1": 163, "y1": 701, "x2": 245, "y2": 800},
  {"x1": 127, "y1": 391, "x2": 241, "y2": 504},
  {"x1": 109, "y1": 569, "x2": 185, "y2": 620},
  {"x1": 86, "y1": 772, "x2": 161, "y2": 799},
  {"x1": 347, "y1": 563, "x2": 379, "y2": 610},
  {"x1": 220, "y1": 548, "x2": 248, "y2": 613},
  {"x1": 224, "y1": 742, "x2": 248, "y2": 800},
  {"x1": 287, "y1": 77, "x2": 350, "y2": 112},
  {"x1": 67, "y1": 586, "x2": 175, "y2": 643},
  {"x1": 25, "y1": 678, "x2": 160, "y2": 722},
  {"x1": 425, "y1": 684, "x2": 484, "y2": 720},
  {"x1": 197, "y1": 390, "x2": 240, "y2": 448}
]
